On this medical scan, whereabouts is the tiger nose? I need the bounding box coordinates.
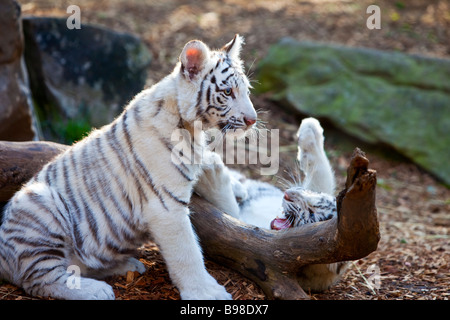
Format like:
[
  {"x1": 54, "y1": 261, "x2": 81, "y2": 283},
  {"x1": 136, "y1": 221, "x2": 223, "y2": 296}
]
[{"x1": 244, "y1": 117, "x2": 256, "y2": 127}]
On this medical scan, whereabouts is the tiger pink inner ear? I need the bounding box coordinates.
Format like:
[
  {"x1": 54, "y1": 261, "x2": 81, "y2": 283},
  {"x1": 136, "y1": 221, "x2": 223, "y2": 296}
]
[{"x1": 185, "y1": 47, "x2": 203, "y2": 80}]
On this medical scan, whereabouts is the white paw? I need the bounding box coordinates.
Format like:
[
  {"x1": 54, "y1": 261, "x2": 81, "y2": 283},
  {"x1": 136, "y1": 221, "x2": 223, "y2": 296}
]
[
  {"x1": 62, "y1": 278, "x2": 115, "y2": 300},
  {"x1": 124, "y1": 257, "x2": 146, "y2": 274},
  {"x1": 297, "y1": 117, "x2": 324, "y2": 155},
  {"x1": 80, "y1": 278, "x2": 115, "y2": 300},
  {"x1": 197, "y1": 155, "x2": 228, "y2": 191},
  {"x1": 106, "y1": 257, "x2": 146, "y2": 277},
  {"x1": 180, "y1": 275, "x2": 232, "y2": 300},
  {"x1": 195, "y1": 156, "x2": 230, "y2": 200},
  {"x1": 194, "y1": 153, "x2": 242, "y2": 218},
  {"x1": 230, "y1": 174, "x2": 248, "y2": 203}
]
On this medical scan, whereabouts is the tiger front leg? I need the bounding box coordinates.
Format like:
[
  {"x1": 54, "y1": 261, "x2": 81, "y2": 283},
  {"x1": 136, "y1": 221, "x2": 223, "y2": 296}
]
[
  {"x1": 194, "y1": 152, "x2": 244, "y2": 219},
  {"x1": 148, "y1": 206, "x2": 231, "y2": 300}
]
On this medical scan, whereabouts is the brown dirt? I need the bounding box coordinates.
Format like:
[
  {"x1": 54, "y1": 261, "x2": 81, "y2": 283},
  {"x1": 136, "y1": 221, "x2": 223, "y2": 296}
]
[{"x1": 1, "y1": 0, "x2": 448, "y2": 300}]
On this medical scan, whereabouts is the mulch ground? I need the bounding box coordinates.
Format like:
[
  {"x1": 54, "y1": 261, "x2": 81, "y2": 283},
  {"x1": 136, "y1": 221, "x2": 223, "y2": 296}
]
[{"x1": 1, "y1": 0, "x2": 448, "y2": 300}]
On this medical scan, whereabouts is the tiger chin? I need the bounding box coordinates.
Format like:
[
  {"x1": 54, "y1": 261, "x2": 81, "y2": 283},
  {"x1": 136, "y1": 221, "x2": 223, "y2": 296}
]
[
  {"x1": 195, "y1": 117, "x2": 349, "y2": 294},
  {"x1": 0, "y1": 35, "x2": 256, "y2": 300}
]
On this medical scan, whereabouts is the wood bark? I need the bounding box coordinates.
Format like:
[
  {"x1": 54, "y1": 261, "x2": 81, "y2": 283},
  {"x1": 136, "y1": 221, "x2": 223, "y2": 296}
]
[
  {"x1": 0, "y1": 141, "x2": 380, "y2": 299},
  {"x1": 0, "y1": 141, "x2": 68, "y2": 201}
]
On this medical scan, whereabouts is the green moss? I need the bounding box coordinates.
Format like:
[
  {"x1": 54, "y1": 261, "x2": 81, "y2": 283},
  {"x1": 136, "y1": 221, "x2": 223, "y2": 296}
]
[
  {"x1": 255, "y1": 39, "x2": 450, "y2": 185},
  {"x1": 33, "y1": 100, "x2": 92, "y2": 144}
]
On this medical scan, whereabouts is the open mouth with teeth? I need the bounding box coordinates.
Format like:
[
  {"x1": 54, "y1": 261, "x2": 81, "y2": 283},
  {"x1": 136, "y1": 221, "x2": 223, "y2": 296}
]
[
  {"x1": 270, "y1": 192, "x2": 294, "y2": 230},
  {"x1": 270, "y1": 189, "x2": 336, "y2": 230}
]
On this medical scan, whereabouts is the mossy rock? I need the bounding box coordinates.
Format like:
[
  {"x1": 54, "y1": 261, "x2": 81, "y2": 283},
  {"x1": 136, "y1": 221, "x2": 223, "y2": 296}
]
[
  {"x1": 22, "y1": 17, "x2": 152, "y2": 143},
  {"x1": 256, "y1": 39, "x2": 450, "y2": 185}
]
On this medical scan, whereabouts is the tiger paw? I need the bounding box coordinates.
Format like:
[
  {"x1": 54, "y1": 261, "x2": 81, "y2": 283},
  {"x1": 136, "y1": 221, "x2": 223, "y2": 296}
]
[
  {"x1": 230, "y1": 174, "x2": 248, "y2": 203},
  {"x1": 107, "y1": 257, "x2": 146, "y2": 277},
  {"x1": 297, "y1": 117, "x2": 325, "y2": 155},
  {"x1": 180, "y1": 274, "x2": 232, "y2": 300}
]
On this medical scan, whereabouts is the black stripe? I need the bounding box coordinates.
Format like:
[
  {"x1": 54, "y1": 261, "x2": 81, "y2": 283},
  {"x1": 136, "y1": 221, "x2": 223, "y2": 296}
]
[
  {"x1": 206, "y1": 86, "x2": 211, "y2": 105},
  {"x1": 162, "y1": 186, "x2": 188, "y2": 206},
  {"x1": 9, "y1": 234, "x2": 64, "y2": 249},
  {"x1": 72, "y1": 146, "x2": 101, "y2": 246},
  {"x1": 173, "y1": 163, "x2": 194, "y2": 182},
  {"x1": 19, "y1": 248, "x2": 65, "y2": 264},
  {"x1": 122, "y1": 112, "x2": 168, "y2": 211},
  {"x1": 97, "y1": 137, "x2": 136, "y2": 215},
  {"x1": 205, "y1": 104, "x2": 226, "y2": 113},
  {"x1": 24, "y1": 262, "x2": 65, "y2": 283},
  {"x1": 105, "y1": 239, "x2": 136, "y2": 256},
  {"x1": 180, "y1": 63, "x2": 185, "y2": 78},
  {"x1": 219, "y1": 107, "x2": 231, "y2": 117},
  {"x1": 10, "y1": 206, "x2": 65, "y2": 244},
  {"x1": 0, "y1": 232, "x2": 16, "y2": 251},
  {"x1": 21, "y1": 191, "x2": 66, "y2": 241},
  {"x1": 81, "y1": 141, "x2": 111, "y2": 223},
  {"x1": 195, "y1": 75, "x2": 206, "y2": 110},
  {"x1": 224, "y1": 73, "x2": 234, "y2": 82},
  {"x1": 133, "y1": 103, "x2": 143, "y2": 126},
  {"x1": 43, "y1": 163, "x2": 54, "y2": 185},
  {"x1": 153, "y1": 99, "x2": 164, "y2": 117},
  {"x1": 108, "y1": 120, "x2": 148, "y2": 203},
  {"x1": 157, "y1": 136, "x2": 194, "y2": 182},
  {"x1": 61, "y1": 153, "x2": 85, "y2": 258},
  {"x1": 94, "y1": 138, "x2": 140, "y2": 244},
  {"x1": 53, "y1": 191, "x2": 71, "y2": 230},
  {"x1": 0, "y1": 247, "x2": 13, "y2": 274}
]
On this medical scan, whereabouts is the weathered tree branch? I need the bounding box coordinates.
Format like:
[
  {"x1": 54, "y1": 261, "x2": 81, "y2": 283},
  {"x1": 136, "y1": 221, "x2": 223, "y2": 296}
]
[
  {"x1": 0, "y1": 141, "x2": 68, "y2": 202},
  {"x1": 0, "y1": 141, "x2": 379, "y2": 300}
]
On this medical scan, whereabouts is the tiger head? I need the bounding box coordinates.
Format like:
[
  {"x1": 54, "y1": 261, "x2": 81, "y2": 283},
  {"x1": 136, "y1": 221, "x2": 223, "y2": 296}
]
[
  {"x1": 270, "y1": 187, "x2": 337, "y2": 230},
  {"x1": 177, "y1": 34, "x2": 257, "y2": 139}
]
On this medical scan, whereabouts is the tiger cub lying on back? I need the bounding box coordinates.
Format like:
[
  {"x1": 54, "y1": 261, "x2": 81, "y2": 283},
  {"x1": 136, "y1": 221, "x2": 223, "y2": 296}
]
[
  {"x1": 195, "y1": 118, "x2": 349, "y2": 292},
  {"x1": 0, "y1": 35, "x2": 256, "y2": 300}
]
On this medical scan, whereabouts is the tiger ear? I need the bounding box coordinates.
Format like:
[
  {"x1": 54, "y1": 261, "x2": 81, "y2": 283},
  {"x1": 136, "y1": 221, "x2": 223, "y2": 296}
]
[
  {"x1": 180, "y1": 40, "x2": 210, "y2": 81},
  {"x1": 221, "y1": 34, "x2": 243, "y2": 60}
]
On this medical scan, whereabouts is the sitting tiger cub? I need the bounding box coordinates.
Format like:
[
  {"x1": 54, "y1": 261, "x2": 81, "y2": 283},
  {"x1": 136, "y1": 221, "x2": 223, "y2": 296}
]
[
  {"x1": 195, "y1": 118, "x2": 348, "y2": 292},
  {"x1": 0, "y1": 35, "x2": 256, "y2": 300}
]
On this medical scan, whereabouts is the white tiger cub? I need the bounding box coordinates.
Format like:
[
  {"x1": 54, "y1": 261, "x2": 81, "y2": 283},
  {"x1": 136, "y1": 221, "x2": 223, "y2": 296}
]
[
  {"x1": 195, "y1": 118, "x2": 348, "y2": 292},
  {"x1": 0, "y1": 35, "x2": 256, "y2": 300}
]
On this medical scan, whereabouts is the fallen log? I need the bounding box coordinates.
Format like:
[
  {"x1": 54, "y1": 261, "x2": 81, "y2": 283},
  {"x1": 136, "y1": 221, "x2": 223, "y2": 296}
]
[
  {"x1": 0, "y1": 141, "x2": 379, "y2": 299},
  {"x1": 0, "y1": 141, "x2": 68, "y2": 202}
]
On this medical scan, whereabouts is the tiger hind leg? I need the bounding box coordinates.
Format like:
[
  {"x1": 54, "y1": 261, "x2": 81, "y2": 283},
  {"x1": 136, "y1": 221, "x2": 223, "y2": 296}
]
[
  {"x1": 3, "y1": 184, "x2": 115, "y2": 300},
  {"x1": 18, "y1": 254, "x2": 115, "y2": 300},
  {"x1": 297, "y1": 117, "x2": 336, "y2": 195},
  {"x1": 296, "y1": 117, "x2": 348, "y2": 292}
]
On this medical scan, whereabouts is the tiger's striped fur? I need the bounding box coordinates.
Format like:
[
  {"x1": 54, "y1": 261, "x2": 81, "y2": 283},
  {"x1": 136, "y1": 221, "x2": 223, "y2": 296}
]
[{"x1": 0, "y1": 35, "x2": 256, "y2": 300}]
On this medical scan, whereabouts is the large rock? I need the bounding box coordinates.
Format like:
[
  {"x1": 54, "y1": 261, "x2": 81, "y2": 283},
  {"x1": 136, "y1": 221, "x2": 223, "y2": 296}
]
[
  {"x1": 0, "y1": 0, "x2": 39, "y2": 141},
  {"x1": 256, "y1": 39, "x2": 450, "y2": 185},
  {"x1": 22, "y1": 17, "x2": 152, "y2": 142}
]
